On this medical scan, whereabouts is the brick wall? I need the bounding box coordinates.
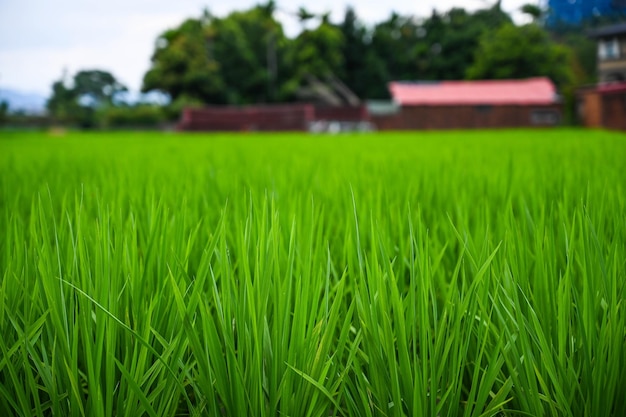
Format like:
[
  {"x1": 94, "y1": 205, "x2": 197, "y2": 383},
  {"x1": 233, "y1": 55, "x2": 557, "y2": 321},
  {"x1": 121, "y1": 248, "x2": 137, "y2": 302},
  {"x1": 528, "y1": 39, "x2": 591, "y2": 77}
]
[
  {"x1": 178, "y1": 105, "x2": 369, "y2": 131},
  {"x1": 578, "y1": 83, "x2": 626, "y2": 130},
  {"x1": 371, "y1": 104, "x2": 562, "y2": 130},
  {"x1": 579, "y1": 90, "x2": 603, "y2": 127},
  {"x1": 602, "y1": 92, "x2": 626, "y2": 130},
  {"x1": 179, "y1": 105, "x2": 314, "y2": 131}
]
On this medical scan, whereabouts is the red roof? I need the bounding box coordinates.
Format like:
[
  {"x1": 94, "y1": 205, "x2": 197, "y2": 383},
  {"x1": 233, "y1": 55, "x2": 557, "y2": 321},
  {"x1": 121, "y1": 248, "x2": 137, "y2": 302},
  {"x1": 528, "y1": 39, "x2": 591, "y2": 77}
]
[
  {"x1": 389, "y1": 77, "x2": 557, "y2": 106},
  {"x1": 596, "y1": 81, "x2": 626, "y2": 94}
]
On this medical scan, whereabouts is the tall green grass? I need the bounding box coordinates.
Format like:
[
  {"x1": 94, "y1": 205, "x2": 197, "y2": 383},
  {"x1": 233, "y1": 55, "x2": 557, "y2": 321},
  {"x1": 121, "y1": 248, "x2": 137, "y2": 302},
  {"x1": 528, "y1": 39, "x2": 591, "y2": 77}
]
[{"x1": 1, "y1": 129, "x2": 625, "y2": 416}]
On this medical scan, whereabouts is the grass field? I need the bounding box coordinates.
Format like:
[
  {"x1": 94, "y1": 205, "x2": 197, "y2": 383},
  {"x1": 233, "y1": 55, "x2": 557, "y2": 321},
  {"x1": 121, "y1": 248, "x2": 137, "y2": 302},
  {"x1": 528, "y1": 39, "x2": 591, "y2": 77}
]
[{"x1": 1, "y1": 129, "x2": 625, "y2": 417}]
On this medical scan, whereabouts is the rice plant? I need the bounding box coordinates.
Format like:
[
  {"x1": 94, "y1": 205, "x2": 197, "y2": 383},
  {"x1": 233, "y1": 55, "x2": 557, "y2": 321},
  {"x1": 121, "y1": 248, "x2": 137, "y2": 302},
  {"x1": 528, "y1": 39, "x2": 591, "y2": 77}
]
[{"x1": 1, "y1": 129, "x2": 625, "y2": 416}]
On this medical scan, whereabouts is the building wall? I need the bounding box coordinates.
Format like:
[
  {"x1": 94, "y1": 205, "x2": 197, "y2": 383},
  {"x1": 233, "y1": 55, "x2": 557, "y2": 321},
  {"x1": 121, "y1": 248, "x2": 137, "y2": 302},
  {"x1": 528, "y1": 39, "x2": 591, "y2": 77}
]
[
  {"x1": 179, "y1": 103, "x2": 566, "y2": 132},
  {"x1": 179, "y1": 105, "x2": 314, "y2": 131},
  {"x1": 578, "y1": 84, "x2": 626, "y2": 130},
  {"x1": 372, "y1": 104, "x2": 562, "y2": 130},
  {"x1": 178, "y1": 105, "x2": 370, "y2": 131},
  {"x1": 313, "y1": 106, "x2": 369, "y2": 123},
  {"x1": 602, "y1": 92, "x2": 626, "y2": 130},
  {"x1": 598, "y1": 35, "x2": 626, "y2": 82},
  {"x1": 579, "y1": 90, "x2": 603, "y2": 127}
]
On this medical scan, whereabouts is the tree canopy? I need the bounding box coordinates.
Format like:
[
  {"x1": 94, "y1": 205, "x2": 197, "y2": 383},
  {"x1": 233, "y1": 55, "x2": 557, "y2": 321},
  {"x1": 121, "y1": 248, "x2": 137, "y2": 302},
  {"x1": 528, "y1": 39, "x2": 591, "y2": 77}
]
[
  {"x1": 60, "y1": 1, "x2": 584, "y2": 115},
  {"x1": 73, "y1": 70, "x2": 127, "y2": 107},
  {"x1": 142, "y1": 18, "x2": 224, "y2": 104},
  {"x1": 466, "y1": 23, "x2": 573, "y2": 88},
  {"x1": 142, "y1": 4, "x2": 291, "y2": 105},
  {"x1": 141, "y1": 2, "x2": 528, "y2": 105},
  {"x1": 47, "y1": 69, "x2": 128, "y2": 127}
]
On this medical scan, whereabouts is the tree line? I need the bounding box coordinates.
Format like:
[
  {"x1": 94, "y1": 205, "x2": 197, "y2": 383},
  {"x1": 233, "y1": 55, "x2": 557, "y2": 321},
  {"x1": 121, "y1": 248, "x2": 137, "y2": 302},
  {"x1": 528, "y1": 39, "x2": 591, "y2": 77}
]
[{"x1": 45, "y1": 1, "x2": 598, "y2": 127}]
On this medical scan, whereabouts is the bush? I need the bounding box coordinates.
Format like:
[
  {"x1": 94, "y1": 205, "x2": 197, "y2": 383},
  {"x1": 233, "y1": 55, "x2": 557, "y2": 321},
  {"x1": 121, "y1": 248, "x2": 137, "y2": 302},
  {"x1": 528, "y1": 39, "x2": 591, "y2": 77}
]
[{"x1": 97, "y1": 105, "x2": 166, "y2": 129}]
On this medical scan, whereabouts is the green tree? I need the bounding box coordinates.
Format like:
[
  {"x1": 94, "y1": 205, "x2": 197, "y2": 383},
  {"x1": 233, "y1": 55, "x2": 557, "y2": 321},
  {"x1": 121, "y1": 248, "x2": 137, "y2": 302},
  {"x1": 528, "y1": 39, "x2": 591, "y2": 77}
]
[
  {"x1": 47, "y1": 70, "x2": 127, "y2": 127},
  {"x1": 418, "y1": 5, "x2": 511, "y2": 80},
  {"x1": 369, "y1": 13, "x2": 420, "y2": 84},
  {"x1": 73, "y1": 70, "x2": 127, "y2": 107},
  {"x1": 338, "y1": 7, "x2": 388, "y2": 99},
  {"x1": 142, "y1": 2, "x2": 290, "y2": 105},
  {"x1": 549, "y1": 29, "x2": 597, "y2": 86},
  {"x1": 548, "y1": 28, "x2": 597, "y2": 124},
  {"x1": 422, "y1": 8, "x2": 482, "y2": 80},
  {"x1": 521, "y1": 3, "x2": 544, "y2": 22},
  {"x1": 140, "y1": 2, "x2": 520, "y2": 104},
  {"x1": 285, "y1": 16, "x2": 344, "y2": 86},
  {"x1": 142, "y1": 18, "x2": 225, "y2": 103},
  {"x1": 0, "y1": 100, "x2": 8, "y2": 125},
  {"x1": 466, "y1": 23, "x2": 573, "y2": 88},
  {"x1": 47, "y1": 78, "x2": 81, "y2": 124},
  {"x1": 361, "y1": 4, "x2": 511, "y2": 97},
  {"x1": 210, "y1": 4, "x2": 290, "y2": 103}
]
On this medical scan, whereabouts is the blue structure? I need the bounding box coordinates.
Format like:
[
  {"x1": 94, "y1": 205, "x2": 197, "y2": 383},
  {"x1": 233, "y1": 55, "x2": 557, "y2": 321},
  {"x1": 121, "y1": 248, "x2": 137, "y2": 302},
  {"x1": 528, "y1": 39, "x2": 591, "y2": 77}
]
[{"x1": 546, "y1": 0, "x2": 626, "y2": 26}]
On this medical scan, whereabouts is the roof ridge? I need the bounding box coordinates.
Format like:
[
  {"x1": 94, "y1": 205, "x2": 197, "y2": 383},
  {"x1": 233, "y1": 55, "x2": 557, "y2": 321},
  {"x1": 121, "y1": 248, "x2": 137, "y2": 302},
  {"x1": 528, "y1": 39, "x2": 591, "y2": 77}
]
[{"x1": 389, "y1": 78, "x2": 557, "y2": 106}]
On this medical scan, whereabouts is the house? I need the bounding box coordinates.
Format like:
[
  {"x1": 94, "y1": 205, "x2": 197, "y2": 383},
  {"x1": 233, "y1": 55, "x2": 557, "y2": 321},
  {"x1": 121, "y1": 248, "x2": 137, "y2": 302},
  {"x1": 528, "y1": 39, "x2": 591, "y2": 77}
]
[
  {"x1": 577, "y1": 23, "x2": 626, "y2": 130},
  {"x1": 589, "y1": 22, "x2": 626, "y2": 82},
  {"x1": 578, "y1": 83, "x2": 626, "y2": 130},
  {"x1": 371, "y1": 77, "x2": 562, "y2": 130}
]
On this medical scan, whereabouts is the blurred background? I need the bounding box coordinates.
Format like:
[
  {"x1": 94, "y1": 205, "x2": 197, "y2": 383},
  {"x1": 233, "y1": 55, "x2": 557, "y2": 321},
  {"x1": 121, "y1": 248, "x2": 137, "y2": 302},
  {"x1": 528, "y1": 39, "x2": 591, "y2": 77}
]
[{"x1": 1, "y1": 0, "x2": 625, "y2": 129}]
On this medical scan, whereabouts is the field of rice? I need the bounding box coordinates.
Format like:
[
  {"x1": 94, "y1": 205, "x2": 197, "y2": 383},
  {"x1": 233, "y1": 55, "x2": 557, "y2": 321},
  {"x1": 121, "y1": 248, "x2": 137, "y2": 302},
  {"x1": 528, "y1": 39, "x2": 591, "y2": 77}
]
[{"x1": 1, "y1": 129, "x2": 625, "y2": 417}]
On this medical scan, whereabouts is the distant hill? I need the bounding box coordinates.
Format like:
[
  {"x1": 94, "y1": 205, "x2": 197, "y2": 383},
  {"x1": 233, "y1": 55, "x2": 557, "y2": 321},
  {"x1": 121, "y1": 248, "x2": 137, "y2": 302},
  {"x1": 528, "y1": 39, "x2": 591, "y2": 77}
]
[{"x1": 0, "y1": 88, "x2": 47, "y2": 114}]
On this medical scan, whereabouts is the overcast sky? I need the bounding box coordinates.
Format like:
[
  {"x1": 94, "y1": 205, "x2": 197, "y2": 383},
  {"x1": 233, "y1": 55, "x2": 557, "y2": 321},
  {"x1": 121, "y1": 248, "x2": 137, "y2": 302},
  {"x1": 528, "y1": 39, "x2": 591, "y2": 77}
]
[{"x1": 0, "y1": 0, "x2": 533, "y2": 96}]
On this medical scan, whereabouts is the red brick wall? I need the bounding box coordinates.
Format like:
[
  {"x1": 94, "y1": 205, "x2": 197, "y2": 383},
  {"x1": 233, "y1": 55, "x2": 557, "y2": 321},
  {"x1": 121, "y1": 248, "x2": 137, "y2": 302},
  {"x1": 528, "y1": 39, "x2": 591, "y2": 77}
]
[
  {"x1": 578, "y1": 86, "x2": 626, "y2": 130},
  {"x1": 372, "y1": 104, "x2": 562, "y2": 130},
  {"x1": 179, "y1": 105, "x2": 314, "y2": 131},
  {"x1": 314, "y1": 106, "x2": 369, "y2": 122},
  {"x1": 602, "y1": 93, "x2": 626, "y2": 130},
  {"x1": 579, "y1": 89, "x2": 603, "y2": 128},
  {"x1": 178, "y1": 105, "x2": 369, "y2": 131}
]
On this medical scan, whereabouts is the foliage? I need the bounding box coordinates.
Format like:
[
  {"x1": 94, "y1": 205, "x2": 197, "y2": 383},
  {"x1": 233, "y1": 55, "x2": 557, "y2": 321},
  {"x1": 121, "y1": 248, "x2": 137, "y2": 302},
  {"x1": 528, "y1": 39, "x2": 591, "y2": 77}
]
[
  {"x1": 211, "y1": 6, "x2": 291, "y2": 103},
  {"x1": 73, "y1": 70, "x2": 127, "y2": 107},
  {"x1": 142, "y1": 18, "x2": 225, "y2": 103},
  {"x1": 0, "y1": 100, "x2": 8, "y2": 124},
  {"x1": 337, "y1": 7, "x2": 386, "y2": 99},
  {"x1": 47, "y1": 70, "x2": 128, "y2": 127},
  {"x1": 424, "y1": 5, "x2": 511, "y2": 80},
  {"x1": 141, "y1": 2, "x2": 526, "y2": 105},
  {"x1": 46, "y1": 79, "x2": 82, "y2": 124},
  {"x1": 521, "y1": 3, "x2": 544, "y2": 21},
  {"x1": 162, "y1": 94, "x2": 205, "y2": 121},
  {"x1": 466, "y1": 23, "x2": 574, "y2": 88},
  {"x1": 143, "y1": 3, "x2": 291, "y2": 105},
  {"x1": 26, "y1": 1, "x2": 579, "y2": 126},
  {"x1": 96, "y1": 104, "x2": 166, "y2": 129},
  {"x1": 550, "y1": 29, "x2": 597, "y2": 124},
  {"x1": 551, "y1": 29, "x2": 597, "y2": 86},
  {"x1": 288, "y1": 19, "x2": 344, "y2": 81},
  {"x1": 1, "y1": 130, "x2": 626, "y2": 416}
]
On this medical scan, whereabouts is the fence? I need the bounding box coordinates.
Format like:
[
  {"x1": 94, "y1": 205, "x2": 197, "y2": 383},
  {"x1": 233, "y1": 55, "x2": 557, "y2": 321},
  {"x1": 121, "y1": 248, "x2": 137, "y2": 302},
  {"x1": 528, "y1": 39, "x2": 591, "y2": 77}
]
[{"x1": 178, "y1": 104, "x2": 370, "y2": 132}]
